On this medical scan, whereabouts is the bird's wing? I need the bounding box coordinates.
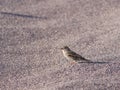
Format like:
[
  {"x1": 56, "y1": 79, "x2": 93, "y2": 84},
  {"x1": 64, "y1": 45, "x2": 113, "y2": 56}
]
[
  {"x1": 68, "y1": 51, "x2": 82, "y2": 59},
  {"x1": 68, "y1": 51, "x2": 90, "y2": 61}
]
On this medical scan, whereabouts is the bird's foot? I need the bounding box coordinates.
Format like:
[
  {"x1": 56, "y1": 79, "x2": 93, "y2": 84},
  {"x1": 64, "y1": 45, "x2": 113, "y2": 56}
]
[{"x1": 70, "y1": 61, "x2": 77, "y2": 65}]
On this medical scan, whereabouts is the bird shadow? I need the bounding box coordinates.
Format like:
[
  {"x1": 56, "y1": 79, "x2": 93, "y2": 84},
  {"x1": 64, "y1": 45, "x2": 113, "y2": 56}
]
[
  {"x1": 78, "y1": 61, "x2": 109, "y2": 64},
  {"x1": 0, "y1": 11, "x2": 47, "y2": 19}
]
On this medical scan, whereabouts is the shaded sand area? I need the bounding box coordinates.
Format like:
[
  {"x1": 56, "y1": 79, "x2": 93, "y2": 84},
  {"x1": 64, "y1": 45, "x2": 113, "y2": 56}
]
[{"x1": 0, "y1": 0, "x2": 120, "y2": 90}]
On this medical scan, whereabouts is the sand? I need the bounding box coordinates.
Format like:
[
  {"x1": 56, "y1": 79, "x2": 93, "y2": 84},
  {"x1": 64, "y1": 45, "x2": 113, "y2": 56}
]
[{"x1": 0, "y1": 0, "x2": 120, "y2": 90}]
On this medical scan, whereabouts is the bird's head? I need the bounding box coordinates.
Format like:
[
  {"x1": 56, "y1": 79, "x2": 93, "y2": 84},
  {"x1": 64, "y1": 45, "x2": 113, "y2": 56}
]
[{"x1": 61, "y1": 46, "x2": 70, "y2": 51}]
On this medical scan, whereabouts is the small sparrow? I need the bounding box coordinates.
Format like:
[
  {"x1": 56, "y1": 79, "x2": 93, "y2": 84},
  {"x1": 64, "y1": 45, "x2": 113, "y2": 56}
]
[{"x1": 61, "y1": 46, "x2": 91, "y2": 64}]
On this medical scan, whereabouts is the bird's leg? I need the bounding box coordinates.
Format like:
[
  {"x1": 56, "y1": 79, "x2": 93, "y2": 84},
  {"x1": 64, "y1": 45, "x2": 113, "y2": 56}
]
[{"x1": 70, "y1": 61, "x2": 77, "y2": 65}]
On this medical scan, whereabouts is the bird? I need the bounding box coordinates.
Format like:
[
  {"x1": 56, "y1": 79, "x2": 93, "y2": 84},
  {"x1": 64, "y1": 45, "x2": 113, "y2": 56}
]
[{"x1": 61, "y1": 46, "x2": 92, "y2": 64}]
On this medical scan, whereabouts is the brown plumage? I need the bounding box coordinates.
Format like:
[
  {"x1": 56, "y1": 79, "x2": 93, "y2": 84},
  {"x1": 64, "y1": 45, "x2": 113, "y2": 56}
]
[{"x1": 61, "y1": 46, "x2": 91, "y2": 62}]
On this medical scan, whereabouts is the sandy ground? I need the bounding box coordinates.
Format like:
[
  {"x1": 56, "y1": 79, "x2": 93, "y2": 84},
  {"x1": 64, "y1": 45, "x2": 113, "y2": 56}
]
[{"x1": 0, "y1": 0, "x2": 120, "y2": 90}]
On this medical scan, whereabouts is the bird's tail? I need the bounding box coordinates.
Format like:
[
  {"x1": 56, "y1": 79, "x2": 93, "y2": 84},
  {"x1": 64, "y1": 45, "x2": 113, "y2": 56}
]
[
  {"x1": 84, "y1": 59, "x2": 92, "y2": 62},
  {"x1": 81, "y1": 57, "x2": 93, "y2": 62}
]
